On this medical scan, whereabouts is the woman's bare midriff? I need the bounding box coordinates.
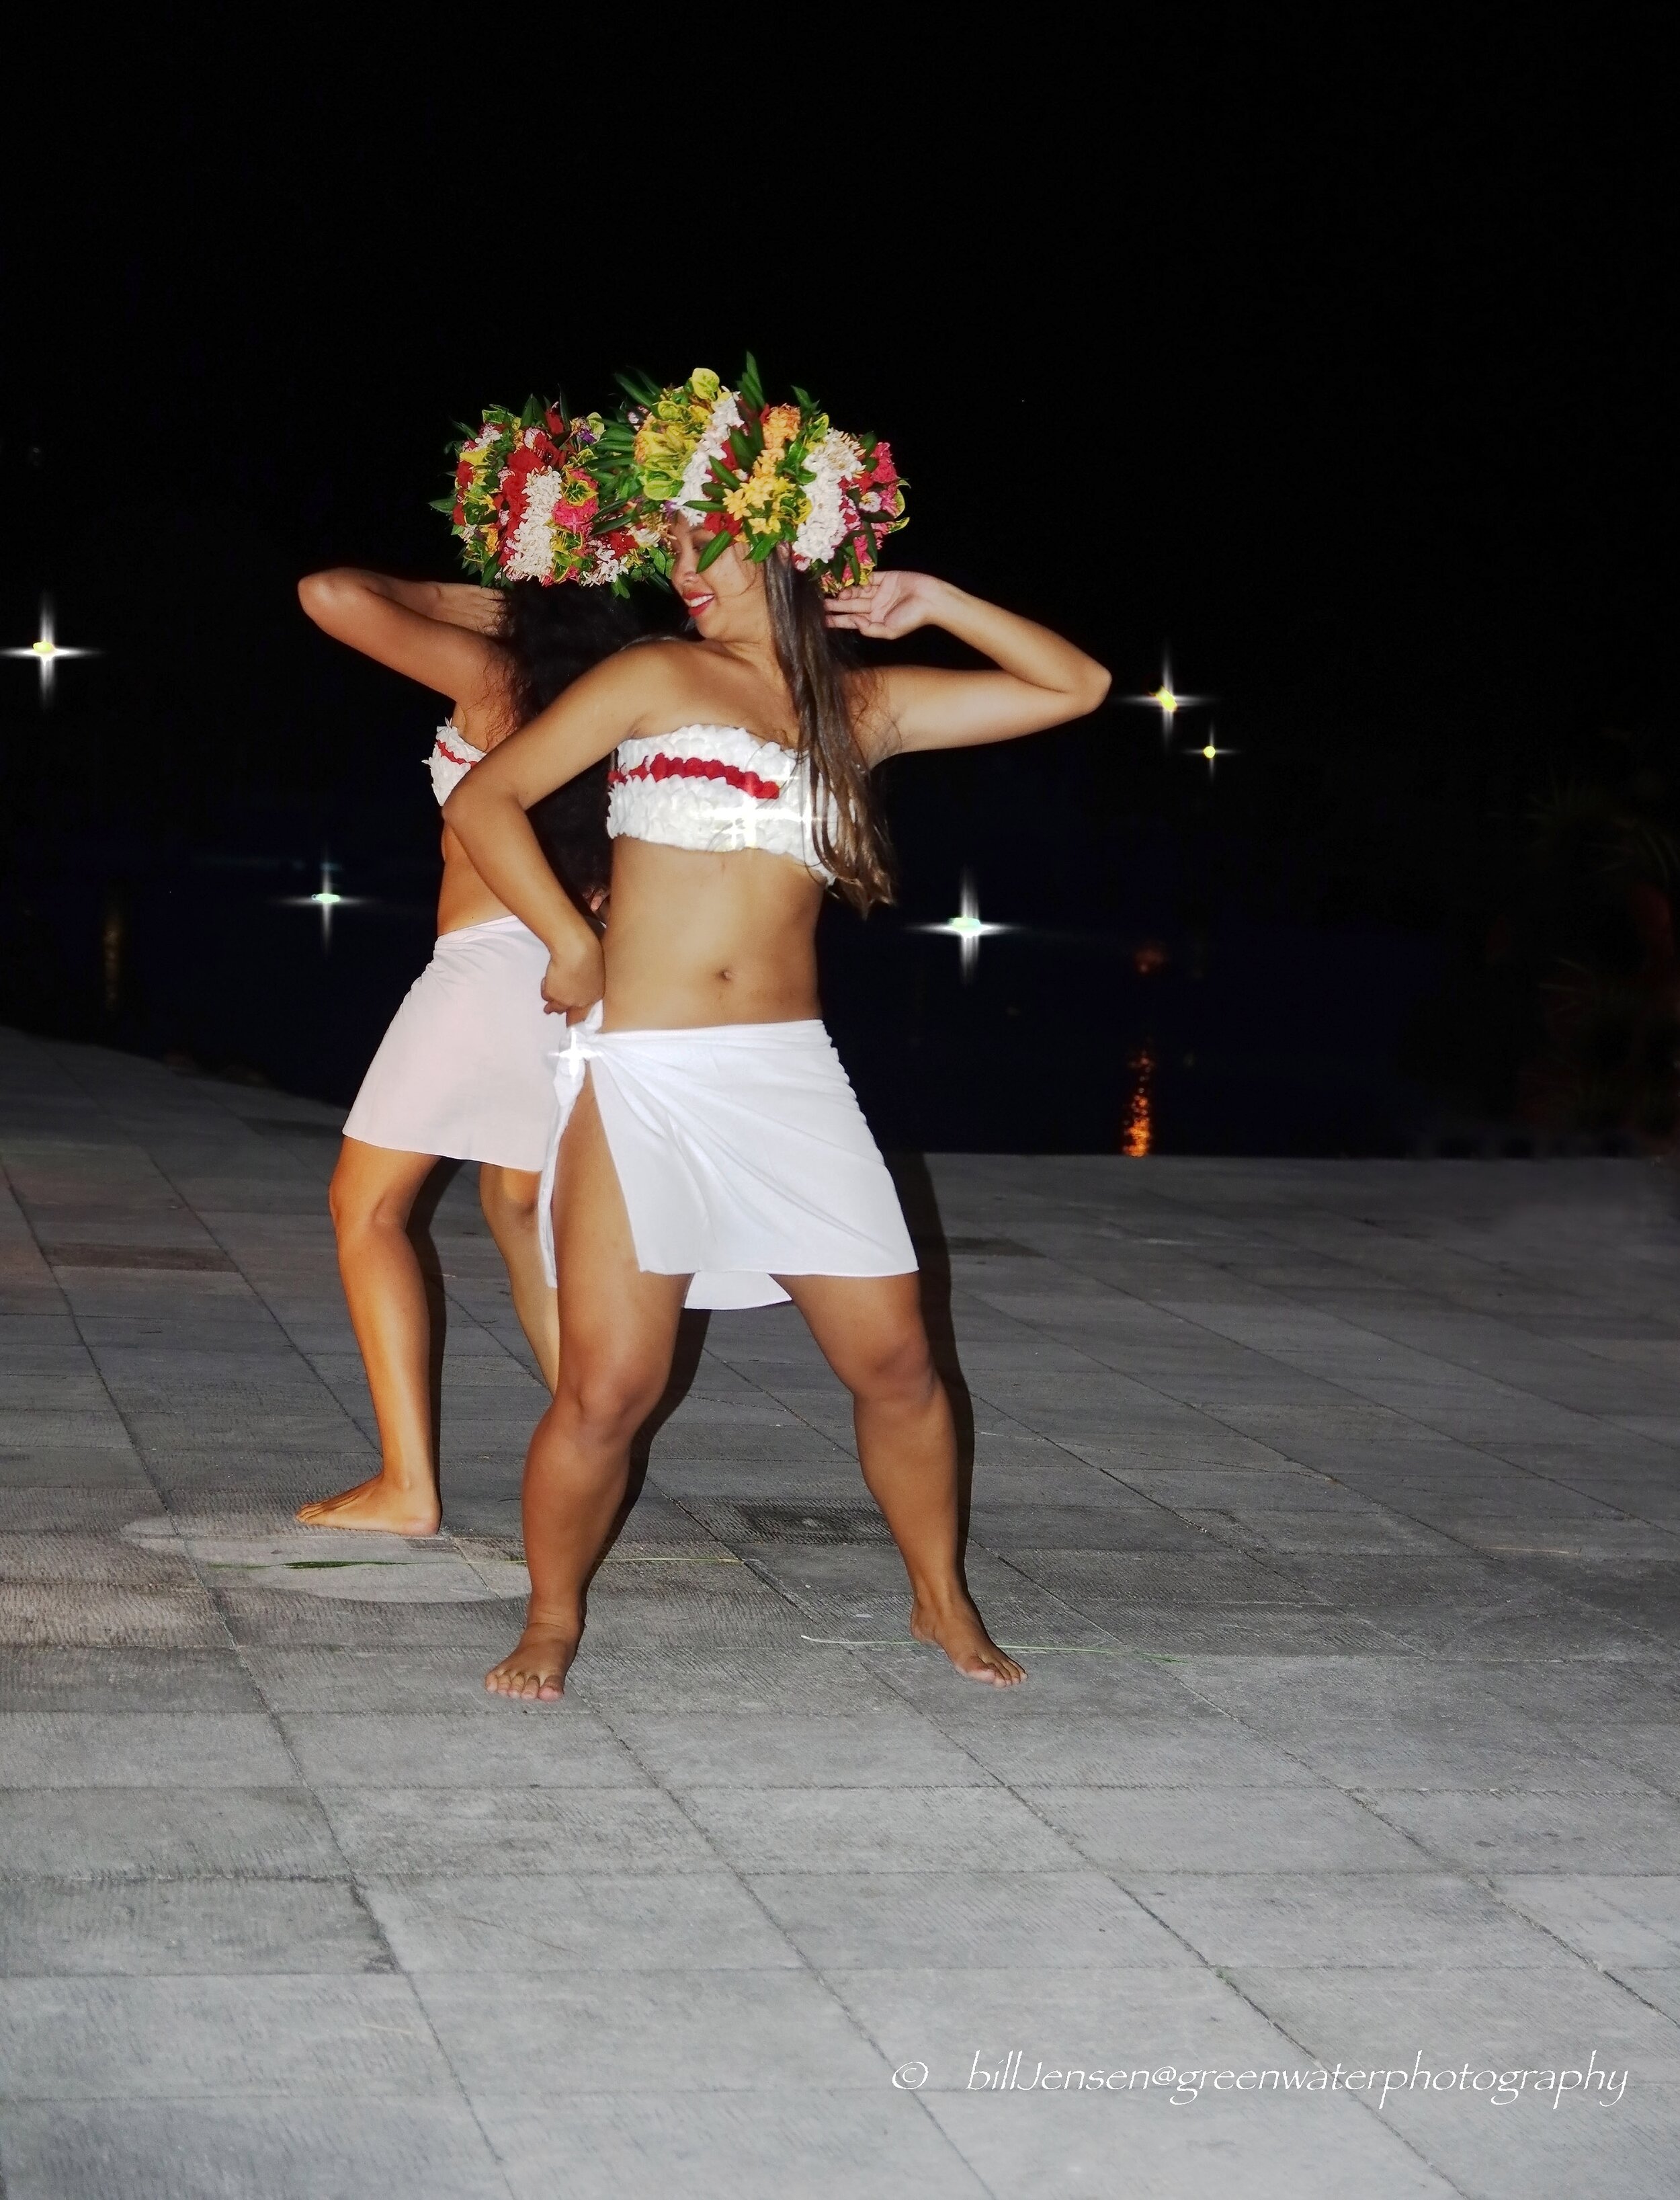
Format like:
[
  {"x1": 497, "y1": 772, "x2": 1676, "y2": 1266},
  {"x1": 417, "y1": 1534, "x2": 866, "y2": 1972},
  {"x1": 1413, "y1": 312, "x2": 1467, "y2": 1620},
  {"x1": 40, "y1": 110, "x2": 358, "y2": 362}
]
[
  {"x1": 601, "y1": 838, "x2": 823, "y2": 1031},
  {"x1": 436, "y1": 823, "x2": 521, "y2": 934}
]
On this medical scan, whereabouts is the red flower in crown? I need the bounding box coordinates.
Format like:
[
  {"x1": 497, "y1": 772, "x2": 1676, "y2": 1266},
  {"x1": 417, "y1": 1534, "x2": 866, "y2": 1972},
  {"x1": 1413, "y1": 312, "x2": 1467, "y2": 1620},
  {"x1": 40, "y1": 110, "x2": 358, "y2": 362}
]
[{"x1": 504, "y1": 435, "x2": 552, "y2": 479}]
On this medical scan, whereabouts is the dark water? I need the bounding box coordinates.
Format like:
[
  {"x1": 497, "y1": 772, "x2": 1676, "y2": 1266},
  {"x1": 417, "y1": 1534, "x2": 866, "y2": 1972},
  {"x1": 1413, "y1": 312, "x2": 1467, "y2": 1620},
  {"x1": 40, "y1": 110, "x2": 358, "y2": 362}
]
[{"x1": 5, "y1": 837, "x2": 1453, "y2": 1157}]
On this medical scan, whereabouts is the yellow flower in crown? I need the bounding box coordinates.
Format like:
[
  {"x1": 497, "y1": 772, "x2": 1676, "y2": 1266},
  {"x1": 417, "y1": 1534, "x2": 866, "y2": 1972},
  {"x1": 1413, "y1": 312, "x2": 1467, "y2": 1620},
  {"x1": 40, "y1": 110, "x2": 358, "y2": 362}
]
[
  {"x1": 631, "y1": 367, "x2": 727, "y2": 502},
  {"x1": 632, "y1": 419, "x2": 692, "y2": 504},
  {"x1": 759, "y1": 403, "x2": 801, "y2": 458},
  {"x1": 727, "y1": 460, "x2": 806, "y2": 526}
]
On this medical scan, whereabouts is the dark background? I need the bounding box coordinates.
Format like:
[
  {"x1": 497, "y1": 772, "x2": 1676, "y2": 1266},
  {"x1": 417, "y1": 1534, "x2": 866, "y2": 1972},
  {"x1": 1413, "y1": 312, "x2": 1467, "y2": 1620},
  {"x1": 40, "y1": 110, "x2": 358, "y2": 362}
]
[{"x1": 2, "y1": 15, "x2": 1672, "y2": 1155}]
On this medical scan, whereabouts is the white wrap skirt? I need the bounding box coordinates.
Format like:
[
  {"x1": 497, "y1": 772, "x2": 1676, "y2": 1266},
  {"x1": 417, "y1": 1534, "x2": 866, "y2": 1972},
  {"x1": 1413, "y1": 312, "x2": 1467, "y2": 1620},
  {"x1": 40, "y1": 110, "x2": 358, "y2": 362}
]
[
  {"x1": 538, "y1": 1012, "x2": 918, "y2": 1311},
  {"x1": 342, "y1": 917, "x2": 560, "y2": 1170}
]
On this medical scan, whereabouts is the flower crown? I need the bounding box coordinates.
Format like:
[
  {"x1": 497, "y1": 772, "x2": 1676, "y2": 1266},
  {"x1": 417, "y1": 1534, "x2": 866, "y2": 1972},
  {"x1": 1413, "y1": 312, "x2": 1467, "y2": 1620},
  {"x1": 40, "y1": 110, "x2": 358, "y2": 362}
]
[
  {"x1": 589, "y1": 357, "x2": 907, "y2": 591},
  {"x1": 431, "y1": 400, "x2": 663, "y2": 591}
]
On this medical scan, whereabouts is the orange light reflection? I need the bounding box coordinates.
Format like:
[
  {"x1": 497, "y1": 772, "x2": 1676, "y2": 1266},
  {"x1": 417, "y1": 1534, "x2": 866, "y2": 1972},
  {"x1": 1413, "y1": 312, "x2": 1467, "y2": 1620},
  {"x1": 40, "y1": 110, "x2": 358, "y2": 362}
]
[{"x1": 1121, "y1": 1043, "x2": 1156, "y2": 1157}]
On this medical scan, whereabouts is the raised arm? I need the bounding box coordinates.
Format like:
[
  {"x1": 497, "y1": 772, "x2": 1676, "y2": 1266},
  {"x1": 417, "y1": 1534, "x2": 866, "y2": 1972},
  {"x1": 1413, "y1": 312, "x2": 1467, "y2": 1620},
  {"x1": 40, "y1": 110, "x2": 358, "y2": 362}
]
[
  {"x1": 297, "y1": 568, "x2": 506, "y2": 710},
  {"x1": 441, "y1": 644, "x2": 676, "y2": 1012},
  {"x1": 828, "y1": 573, "x2": 1111, "y2": 758}
]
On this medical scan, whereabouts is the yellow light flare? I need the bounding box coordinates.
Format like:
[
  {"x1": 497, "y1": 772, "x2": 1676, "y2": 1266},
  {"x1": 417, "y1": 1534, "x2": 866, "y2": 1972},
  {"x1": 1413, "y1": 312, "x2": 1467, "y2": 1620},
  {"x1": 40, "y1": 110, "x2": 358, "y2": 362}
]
[
  {"x1": 1128, "y1": 657, "x2": 1209, "y2": 743},
  {"x1": 1194, "y1": 726, "x2": 1238, "y2": 776}
]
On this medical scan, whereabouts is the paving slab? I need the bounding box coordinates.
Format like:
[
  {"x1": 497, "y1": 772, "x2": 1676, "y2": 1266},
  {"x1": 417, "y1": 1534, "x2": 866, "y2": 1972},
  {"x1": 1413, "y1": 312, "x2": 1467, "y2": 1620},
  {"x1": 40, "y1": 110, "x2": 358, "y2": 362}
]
[
  {"x1": 0, "y1": 1877, "x2": 388, "y2": 1975},
  {"x1": 0, "y1": 1974, "x2": 451, "y2": 2096},
  {"x1": 7, "y1": 1024, "x2": 1680, "y2": 2195},
  {"x1": 746, "y1": 1866, "x2": 1193, "y2": 1970},
  {"x1": 0, "y1": 2101, "x2": 511, "y2": 2200},
  {"x1": 415, "y1": 1967, "x2": 888, "y2": 2092},
  {"x1": 475, "y1": 2092, "x2": 988, "y2": 2200},
  {"x1": 362, "y1": 1869, "x2": 800, "y2": 1973}
]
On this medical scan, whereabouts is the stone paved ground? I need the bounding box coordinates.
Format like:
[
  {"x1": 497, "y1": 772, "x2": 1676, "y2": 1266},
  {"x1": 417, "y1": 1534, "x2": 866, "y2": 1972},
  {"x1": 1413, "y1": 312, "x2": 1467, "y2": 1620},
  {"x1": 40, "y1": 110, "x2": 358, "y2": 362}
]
[{"x1": 3, "y1": 1022, "x2": 1680, "y2": 2197}]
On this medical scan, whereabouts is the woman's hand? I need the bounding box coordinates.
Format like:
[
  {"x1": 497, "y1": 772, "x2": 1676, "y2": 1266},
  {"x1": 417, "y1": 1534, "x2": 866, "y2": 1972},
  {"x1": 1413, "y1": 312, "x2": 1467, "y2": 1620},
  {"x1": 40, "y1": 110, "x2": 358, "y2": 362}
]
[
  {"x1": 431, "y1": 583, "x2": 505, "y2": 635},
  {"x1": 823, "y1": 571, "x2": 948, "y2": 641},
  {"x1": 541, "y1": 938, "x2": 605, "y2": 1017},
  {"x1": 851, "y1": 577, "x2": 1111, "y2": 758}
]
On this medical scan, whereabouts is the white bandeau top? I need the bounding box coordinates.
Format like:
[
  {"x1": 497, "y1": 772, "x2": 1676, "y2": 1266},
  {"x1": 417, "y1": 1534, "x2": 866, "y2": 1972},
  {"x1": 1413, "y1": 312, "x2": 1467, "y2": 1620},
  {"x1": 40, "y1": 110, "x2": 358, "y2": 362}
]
[
  {"x1": 428, "y1": 723, "x2": 485, "y2": 806},
  {"x1": 607, "y1": 725, "x2": 833, "y2": 883}
]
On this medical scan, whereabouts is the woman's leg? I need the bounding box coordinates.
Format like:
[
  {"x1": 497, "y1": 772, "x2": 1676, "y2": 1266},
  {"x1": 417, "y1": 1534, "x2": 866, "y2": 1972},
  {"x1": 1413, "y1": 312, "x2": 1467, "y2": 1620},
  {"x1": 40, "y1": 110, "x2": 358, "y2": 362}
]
[
  {"x1": 487, "y1": 1077, "x2": 687, "y2": 1701},
  {"x1": 778, "y1": 1274, "x2": 1025, "y2": 1686},
  {"x1": 478, "y1": 1164, "x2": 560, "y2": 1392},
  {"x1": 296, "y1": 1138, "x2": 443, "y2": 1535}
]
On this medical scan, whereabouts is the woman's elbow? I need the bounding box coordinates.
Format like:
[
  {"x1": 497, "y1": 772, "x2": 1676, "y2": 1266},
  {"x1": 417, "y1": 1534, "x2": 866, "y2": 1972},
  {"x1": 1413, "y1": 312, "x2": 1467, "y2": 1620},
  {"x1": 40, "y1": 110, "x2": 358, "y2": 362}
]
[
  {"x1": 297, "y1": 569, "x2": 361, "y2": 630},
  {"x1": 442, "y1": 775, "x2": 503, "y2": 844},
  {"x1": 440, "y1": 780, "x2": 476, "y2": 836},
  {"x1": 1075, "y1": 661, "x2": 1112, "y2": 717}
]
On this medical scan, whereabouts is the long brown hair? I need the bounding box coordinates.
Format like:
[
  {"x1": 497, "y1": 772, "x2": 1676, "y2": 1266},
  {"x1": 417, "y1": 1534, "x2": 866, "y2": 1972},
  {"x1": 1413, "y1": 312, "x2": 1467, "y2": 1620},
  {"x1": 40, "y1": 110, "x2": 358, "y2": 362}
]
[{"x1": 761, "y1": 553, "x2": 894, "y2": 911}]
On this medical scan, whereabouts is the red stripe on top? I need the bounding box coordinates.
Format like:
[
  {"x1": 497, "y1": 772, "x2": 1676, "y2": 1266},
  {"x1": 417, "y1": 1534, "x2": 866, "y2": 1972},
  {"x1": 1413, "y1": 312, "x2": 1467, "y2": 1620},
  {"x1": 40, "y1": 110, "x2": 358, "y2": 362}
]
[
  {"x1": 434, "y1": 739, "x2": 478, "y2": 770},
  {"x1": 607, "y1": 753, "x2": 784, "y2": 803}
]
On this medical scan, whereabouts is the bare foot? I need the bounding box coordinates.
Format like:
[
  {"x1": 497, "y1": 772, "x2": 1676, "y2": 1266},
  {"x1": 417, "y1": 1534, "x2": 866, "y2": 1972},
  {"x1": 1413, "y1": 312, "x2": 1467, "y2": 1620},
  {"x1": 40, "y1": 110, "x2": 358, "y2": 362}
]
[
  {"x1": 485, "y1": 1618, "x2": 580, "y2": 1703},
  {"x1": 295, "y1": 1476, "x2": 442, "y2": 1537},
  {"x1": 911, "y1": 1594, "x2": 1026, "y2": 1686}
]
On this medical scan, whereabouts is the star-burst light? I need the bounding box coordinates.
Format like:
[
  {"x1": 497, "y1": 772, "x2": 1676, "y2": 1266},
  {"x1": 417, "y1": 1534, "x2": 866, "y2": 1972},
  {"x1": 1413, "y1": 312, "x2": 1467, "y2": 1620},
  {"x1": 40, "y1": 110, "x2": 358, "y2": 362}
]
[
  {"x1": 1193, "y1": 724, "x2": 1238, "y2": 778},
  {"x1": 3, "y1": 598, "x2": 97, "y2": 705},
  {"x1": 1127, "y1": 655, "x2": 1209, "y2": 745},
  {"x1": 280, "y1": 859, "x2": 366, "y2": 950},
  {"x1": 915, "y1": 872, "x2": 1012, "y2": 979}
]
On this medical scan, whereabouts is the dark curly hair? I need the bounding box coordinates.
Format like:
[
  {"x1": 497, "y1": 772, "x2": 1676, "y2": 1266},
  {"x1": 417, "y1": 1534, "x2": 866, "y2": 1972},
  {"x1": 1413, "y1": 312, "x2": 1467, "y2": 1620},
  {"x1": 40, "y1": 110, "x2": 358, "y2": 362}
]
[{"x1": 496, "y1": 582, "x2": 675, "y2": 906}]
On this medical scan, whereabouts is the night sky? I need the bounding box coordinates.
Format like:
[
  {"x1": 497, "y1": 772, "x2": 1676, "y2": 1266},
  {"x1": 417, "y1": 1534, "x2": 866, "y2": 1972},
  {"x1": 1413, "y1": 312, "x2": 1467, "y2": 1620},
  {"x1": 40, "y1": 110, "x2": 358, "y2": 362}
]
[{"x1": 2, "y1": 18, "x2": 1671, "y2": 1151}]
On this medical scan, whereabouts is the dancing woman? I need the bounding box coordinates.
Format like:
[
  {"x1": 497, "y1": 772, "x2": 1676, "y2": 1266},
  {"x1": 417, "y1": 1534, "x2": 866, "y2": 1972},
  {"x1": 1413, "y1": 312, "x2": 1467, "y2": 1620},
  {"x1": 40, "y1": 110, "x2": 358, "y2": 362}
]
[
  {"x1": 295, "y1": 403, "x2": 657, "y2": 1534},
  {"x1": 444, "y1": 366, "x2": 1110, "y2": 1689}
]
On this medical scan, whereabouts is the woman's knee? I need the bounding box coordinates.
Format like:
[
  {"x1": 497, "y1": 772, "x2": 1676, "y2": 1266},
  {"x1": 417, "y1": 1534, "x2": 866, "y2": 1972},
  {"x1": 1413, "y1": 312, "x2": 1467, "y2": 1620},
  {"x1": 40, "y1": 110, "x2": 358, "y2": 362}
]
[
  {"x1": 559, "y1": 1375, "x2": 663, "y2": 1450},
  {"x1": 845, "y1": 1323, "x2": 938, "y2": 1408},
  {"x1": 330, "y1": 1153, "x2": 423, "y2": 1239},
  {"x1": 555, "y1": 1342, "x2": 667, "y2": 1447},
  {"x1": 328, "y1": 1164, "x2": 381, "y2": 1237},
  {"x1": 480, "y1": 1165, "x2": 540, "y2": 1234}
]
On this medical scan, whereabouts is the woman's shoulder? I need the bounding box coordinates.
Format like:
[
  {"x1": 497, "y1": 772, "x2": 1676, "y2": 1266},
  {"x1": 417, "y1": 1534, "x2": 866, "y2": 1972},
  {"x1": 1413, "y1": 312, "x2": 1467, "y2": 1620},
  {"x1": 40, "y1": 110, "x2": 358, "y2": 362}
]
[
  {"x1": 620, "y1": 635, "x2": 700, "y2": 670},
  {"x1": 526, "y1": 634, "x2": 700, "y2": 739},
  {"x1": 603, "y1": 634, "x2": 719, "y2": 710},
  {"x1": 580, "y1": 634, "x2": 694, "y2": 684}
]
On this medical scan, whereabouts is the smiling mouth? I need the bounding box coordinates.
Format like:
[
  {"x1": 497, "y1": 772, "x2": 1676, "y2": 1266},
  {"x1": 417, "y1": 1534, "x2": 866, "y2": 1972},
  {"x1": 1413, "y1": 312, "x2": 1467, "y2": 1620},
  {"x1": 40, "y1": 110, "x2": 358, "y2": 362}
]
[{"x1": 681, "y1": 593, "x2": 716, "y2": 615}]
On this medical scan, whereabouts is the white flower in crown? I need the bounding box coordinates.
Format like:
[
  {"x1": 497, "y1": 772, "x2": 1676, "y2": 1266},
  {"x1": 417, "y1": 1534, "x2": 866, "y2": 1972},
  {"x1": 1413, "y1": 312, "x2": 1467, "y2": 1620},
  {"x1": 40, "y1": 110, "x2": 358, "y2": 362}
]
[
  {"x1": 675, "y1": 388, "x2": 745, "y2": 512},
  {"x1": 501, "y1": 471, "x2": 565, "y2": 583},
  {"x1": 793, "y1": 429, "x2": 864, "y2": 567},
  {"x1": 583, "y1": 540, "x2": 628, "y2": 587}
]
